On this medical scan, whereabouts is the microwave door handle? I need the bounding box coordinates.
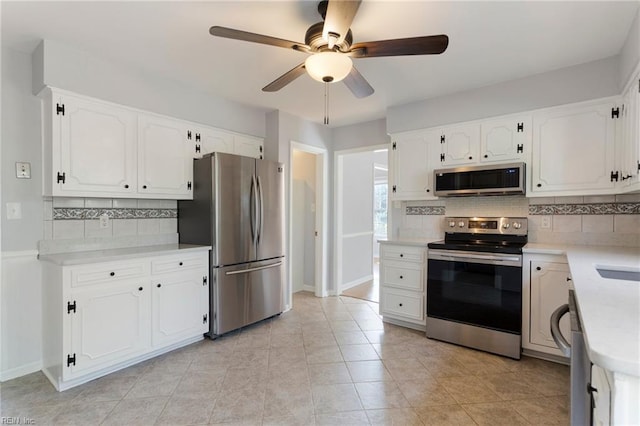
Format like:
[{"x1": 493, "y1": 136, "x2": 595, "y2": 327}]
[{"x1": 550, "y1": 304, "x2": 571, "y2": 357}]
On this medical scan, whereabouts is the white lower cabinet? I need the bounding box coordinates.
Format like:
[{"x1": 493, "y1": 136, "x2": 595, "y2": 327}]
[
  {"x1": 592, "y1": 364, "x2": 612, "y2": 426},
  {"x1": 522, "y1": 254, "x2": 571, "y2": 359},
  {"x1": 41, "y1": 248, "x2": 209, "y2": 391},
  {"x1": 379, "y1": 243, "x2": 426, "y2": 330}
]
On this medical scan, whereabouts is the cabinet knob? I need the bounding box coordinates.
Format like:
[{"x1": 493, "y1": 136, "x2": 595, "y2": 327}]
[
  {"x1": 138, "y1": 287, "x2": 143, "y2": 291},
  {"x1": 399, "y1": 275, "x2": 403, "y2": 279},
  {"x1": 399, "y1": 303, "x2": 403, "y2": 307},
  {"x1": 400, "y1": 254, "x2": 404, "y2": 258},
  {"x1": 157, "y1": 283, "x2": 161, "y2": 288},
  {"x1": 537, "y1": 183, "x2": 542, "y2": 187},
  {"x1": 469, "y1": 156, "x2": 473, "y2": 160},
  {"x1": 124, "y1": 184, "x2": 129, "y2": 189},
  {"x1": 536, "y1": 267, "x2": 541, "y2": 271},
  {"x1": 484, "y1": 154, "x2": 488, "y2": 158},
  {"x1": 179, "y1": 262, "x2": 183, "y2": 266},
  {"x1": 142, "y1": 185, "x2": 147, "y2": 189},
  {"x1": 110, "y1": 272, "x2": 115, "y2": 276},
  {"x1": 426, "y1": 189, "x2": 430, "y2": 192}
]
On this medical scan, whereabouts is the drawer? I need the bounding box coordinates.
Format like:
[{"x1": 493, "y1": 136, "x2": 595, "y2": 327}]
[
  {"x1": 70, "y1": 261, "x2": 148, "y2": 288},
  {"x1": 381, "y1": 288, "x2": 424, "y2": 322},
  {"x1": 381, "y1": 261, "x2": 423, "y2": 291},
  {"x1": 381, "y1": 245, "x2": 424, "y2": 262},
  {"x1": 151, "y1": 252, "x2": 208, "y2": 275}
]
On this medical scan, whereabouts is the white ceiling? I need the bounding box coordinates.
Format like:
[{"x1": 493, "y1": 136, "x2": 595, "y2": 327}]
[{"x1": 2, "y1": 1, "x2": 638, "y2": 127}]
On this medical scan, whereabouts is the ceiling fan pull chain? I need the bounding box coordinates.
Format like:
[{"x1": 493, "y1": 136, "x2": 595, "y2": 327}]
[{"x1": 324, "y1": 82, "x2": 329, "y2": 125}]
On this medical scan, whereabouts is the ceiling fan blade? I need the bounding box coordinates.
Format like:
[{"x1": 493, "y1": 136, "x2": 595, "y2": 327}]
[
  {"x1": 343, "y1": 66, "x2": 374, "y2": 98},
  {"x1": 262, "y1": 63, "x2": 307, "y2": 92},
  {"x1": 209, "y1": 26, "x2": 310, "y2": 53},
  {"x1": 349, "y1": 35, "x2": 449, "y2": 58},
  {"x1": 323, "y1": 0, "x2": 361, "y2": 48}
]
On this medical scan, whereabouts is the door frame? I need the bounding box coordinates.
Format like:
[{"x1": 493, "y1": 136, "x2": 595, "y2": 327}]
[
  {"x1": 334, "y1": 144, "x2": 389, "y2": 296},
  {"x1": 289, "y1": 141, "x2": 328, "y2": 301}
]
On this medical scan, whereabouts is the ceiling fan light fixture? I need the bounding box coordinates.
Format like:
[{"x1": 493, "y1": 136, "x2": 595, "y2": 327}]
[{"x1": 305, "y1": 52, "x2": 352, "y2": 83}]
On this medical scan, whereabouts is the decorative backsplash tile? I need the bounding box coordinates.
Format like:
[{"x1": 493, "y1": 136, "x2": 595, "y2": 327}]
[
  {"x1": 53, "y1": 208, "x2": 177, "y2": 220},
  {"x1": 529, "y1": 202, "x2": 640, "y2": 215},
  {"x1": 406, "y1": 206, "x2": 445, "y2": 215}
]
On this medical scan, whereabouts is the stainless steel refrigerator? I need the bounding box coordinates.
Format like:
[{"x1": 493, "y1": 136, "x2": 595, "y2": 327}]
[{"x1": 178, "y1": 152, "x2": 285, "y2": 336}]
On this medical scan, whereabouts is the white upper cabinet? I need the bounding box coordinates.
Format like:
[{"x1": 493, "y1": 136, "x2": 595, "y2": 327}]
[
  {"x1": 439, "y1": 123, "x2": 480, "y2": 167},
  {"x1": 193, "y1": 126, "x2": 234, "y2": 158},
  {"x1": 480, "y1": 115, "x2": 531, "y2": 163},
  {"x1": 45, "y1": 91, "x2": 137, "y2": 197},
  {"x1": 390, "y1": 129, "x2": 439, "y2": 200},
  {"x1": 138, "y1": 114, "x2": 193, "y2": 198},
  {"x1": 530, "y1": 98, "x2": 619, "y2": 196},
  {"x1": 234, "y1": 134, "x2": 264, "y2": 159},
  {"x1": 618, "y1": 75, "x2": 640, "y2": 192}
]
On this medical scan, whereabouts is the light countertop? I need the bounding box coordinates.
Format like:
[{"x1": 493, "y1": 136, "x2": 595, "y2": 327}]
[
  {"x1": 38, "y1": 244, "x2": 211, "y2": 266},
  {"x1": 525, "y1": 243, "x2": 640, "y2": 377},
  {"x1": 377, "y1": 238, "x2": 439, "y2": 247}
]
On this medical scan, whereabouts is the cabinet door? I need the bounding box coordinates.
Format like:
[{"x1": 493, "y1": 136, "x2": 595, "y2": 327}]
[
  {"x1": 138, "y1": 114, "x2": 193, "y2": 198},
  {"x1": 440, "y1": 123, "x2": 480, "y2": 166},
  {"x1": 531, "y1": 100, "x2": 617, "y2": 194},
  {"x1": 480, "y1": 116, "x2": 530, "y2": 163},
  {"x1": 194, "y1": 127, "x2": 234, "y2": 158},
  {"x1": 619, "y1": 78, "x2": 640, "y2": 190},
  {"x1": 390, "y1": 130, "x2": 438, "y2": 199},
  {"x1": 529, "y1": 261, "x2": 571, "y2": 352},
  {"x1": 234, "y1": 134, "x2": 264, "y2": 159},
  {"x1": 66, "y1": 280, "x2": 151, "y2": 379},
  {"x1": 56, "y1": 93, "x2": 137, "y2": 196},
  {"x1": 591, "y1": 365, "x2": 611, "y2": 426},
  {"x1": 152, "y1": 271, "x2": 208, "y2": 347}
]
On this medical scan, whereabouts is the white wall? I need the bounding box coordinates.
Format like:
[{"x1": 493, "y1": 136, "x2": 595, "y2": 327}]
[
  {"x1": 386, "y1": 56, "x2": 621, "y2": 133},
  {"x1": 291, "y1": 150, "x2": 316, "y2": 292},
  {"x1": 339, "y1": 151, "x2": 374, "y2": 289},
  {"x1": 332, "y1": 118, "x2": 388, "y2": 151}
]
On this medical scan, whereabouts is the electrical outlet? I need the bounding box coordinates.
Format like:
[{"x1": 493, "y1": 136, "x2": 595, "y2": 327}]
[
  {"x1": 99, "y1": 213, "x2": 109, "y2": 229},
  {"x1": 541, "y1": 215, "x2": 552, "y2": 229},
  {"x1": 15, "y1": 162, "x2": 31, "y2": 179}
]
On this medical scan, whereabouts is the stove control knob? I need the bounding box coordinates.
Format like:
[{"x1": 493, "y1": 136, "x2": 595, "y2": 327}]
[
  {"x1": 513, "y1": 222, "x2": 522, "y2": 229},
  {"x1": 502, "y1": 223, "x2": 510, "y2": 229},
  {"x1": 448, "y1": 221, "x2": 456, "y2": 228},
  {"x1": 458, "y1": 221, "x2": 465, "y2": 228}
]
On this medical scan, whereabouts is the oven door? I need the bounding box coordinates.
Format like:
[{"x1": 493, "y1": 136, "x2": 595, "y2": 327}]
[{"x1": 427, "y1": 249, "x2": 522, "y2": 334}]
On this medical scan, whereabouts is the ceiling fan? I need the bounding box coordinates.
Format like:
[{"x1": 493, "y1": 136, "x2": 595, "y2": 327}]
[{"x1": 209, "y1": 0, "x2": 449, "y2": 99}]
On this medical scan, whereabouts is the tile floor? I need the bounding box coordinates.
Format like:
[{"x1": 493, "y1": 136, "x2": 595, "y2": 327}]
[{"x1": 0, "y1": 292, "x2": 569, "y2": 425}]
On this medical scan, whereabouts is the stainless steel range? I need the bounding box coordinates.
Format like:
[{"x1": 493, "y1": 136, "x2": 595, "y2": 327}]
[{"x1": 426, "y1": 217, "x2": 528, "y2": 359}]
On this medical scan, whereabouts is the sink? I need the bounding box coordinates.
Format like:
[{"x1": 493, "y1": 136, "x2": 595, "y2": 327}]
[{"x1": 596, "y1": 265, "x2": 640, "y2": 282}]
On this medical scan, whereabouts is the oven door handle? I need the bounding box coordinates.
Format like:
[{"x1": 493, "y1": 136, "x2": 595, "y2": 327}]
[
  {"x1": 550, "y1": 303, "x2": 571, "y2": 357},
  {"x1": 429, "y1": 251, "x2": 520, "y2": 264}
]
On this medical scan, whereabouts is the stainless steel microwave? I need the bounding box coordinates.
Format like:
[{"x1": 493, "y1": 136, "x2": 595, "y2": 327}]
[{"x1": 434, "y1": 162, "x2": 525, "y2": 196}]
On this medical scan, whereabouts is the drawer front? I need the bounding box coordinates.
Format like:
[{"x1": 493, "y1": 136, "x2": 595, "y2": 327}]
[
  {"x1": 151, "y1": 252, "x2": 208, "y2": 275},
  {"x1": 382, "y1": 261, "x2": 423, "y2": 291},
  {"x1": 381, "y1": 288, "x2": 424, "y2": 322},
  {"x1": 70, "y1": 261, "x2": 148, "y2": 288},
  {"x1": 381, "y1": 245, "x2": 424, "y2": 262}
]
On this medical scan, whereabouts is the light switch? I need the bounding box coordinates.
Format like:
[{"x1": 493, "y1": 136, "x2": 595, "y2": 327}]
[
  {"x1": 16, "y1": 162, "x2": 31, "y2": 179},
  {"x1": 6, "y1": 202, "x2": 22, "y2": 220}
]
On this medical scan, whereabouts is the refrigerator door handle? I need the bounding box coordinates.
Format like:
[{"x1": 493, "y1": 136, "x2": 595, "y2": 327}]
[
  {"x1": 250, "y1": 175, "x2": 258, "y2": 245},
  {"x1": 225, "y1": 261, "x2": 283, "y2": 276},
  {"x1": 257, "y1": 175, "x2": 264, "y2": 245}
]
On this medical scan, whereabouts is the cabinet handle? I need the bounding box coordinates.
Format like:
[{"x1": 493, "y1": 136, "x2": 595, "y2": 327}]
[
  {"x1": 400, "y1": 254, "x2": 404, "y2": 258},
  {"x1": 157, "y1": 283, "x2": 161, "y2": 288},
  {"x1": 399, "y1": 303, "x2": 403, "y2": 307},
  {"x1": 537, "y1": 183, "x2": 542, "y2": 187},
  {"x1": 124, "y1": 184, "x2": 129, "y2": 189},
  {"x1": 426, "y1": 189, "x2": 430, "y2": 192},
  {"x1": 484, "y1": 154, "x2": 488, "y2": 158},
  {"x1": 142, "y1": 185, "x2": 147, "y2": 189},
  {"x1": 536, "y1": 267, "x2": 541, "y2": 271},
  {"x1": 587, "y1": 383, "x2": 598, "y2": 394},
  {"x1": 138, "y1": 287, "x2": 143, "y2": 291},
  {"x1": 110, "y1": 272, "x2": 115, "y2": 276},
  {"x1": 399, "y1": 275, "x2": 403, "y2": 279},
  {"x1": 179, "y1": 262, "x2": 183, "y2": 266},
  {"x1": 566, "y1": 277, "x2": 572, "y2": 281},
  {"x1": 469, "y1": 156, "x2": 473, "y2": 160}
]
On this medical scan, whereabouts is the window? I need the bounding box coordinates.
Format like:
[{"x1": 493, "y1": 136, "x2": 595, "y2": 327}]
[{"x1": 373, "y1": 182, "x2": 387, "y2": 236}]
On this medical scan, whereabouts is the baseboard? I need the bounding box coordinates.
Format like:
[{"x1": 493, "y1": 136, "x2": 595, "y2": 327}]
[
  {"x1": 0, "y1": 360, "x2": 43, "y2": 382},
  {"x1": 302, "y1": 285, "x2": 315, "y2": 293},
  {"x1": 341, "y1": 274, "x2": 373, "y2": 291}
]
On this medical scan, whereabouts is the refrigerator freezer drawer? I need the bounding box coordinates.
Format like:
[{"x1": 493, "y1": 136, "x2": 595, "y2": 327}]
[{"x1": 211, "y1": 258, "x2": 284, "y2": 336}]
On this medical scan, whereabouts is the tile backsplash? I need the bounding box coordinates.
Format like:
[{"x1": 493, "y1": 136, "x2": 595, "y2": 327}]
[
  {"x1": 42, "y1": 197, "x2": 178, "y2": 251},
  {"x1": 397, "y1": 194, "x2": 640, "y2": 247}
]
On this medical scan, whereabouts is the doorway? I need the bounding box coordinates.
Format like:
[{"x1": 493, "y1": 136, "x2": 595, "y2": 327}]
[
  {"x1": 290, "y1": 142, "x2": 328, "y2": 303},
  {"x1": 335, "y1": 146, "x2": 388, "y2": 303}
]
